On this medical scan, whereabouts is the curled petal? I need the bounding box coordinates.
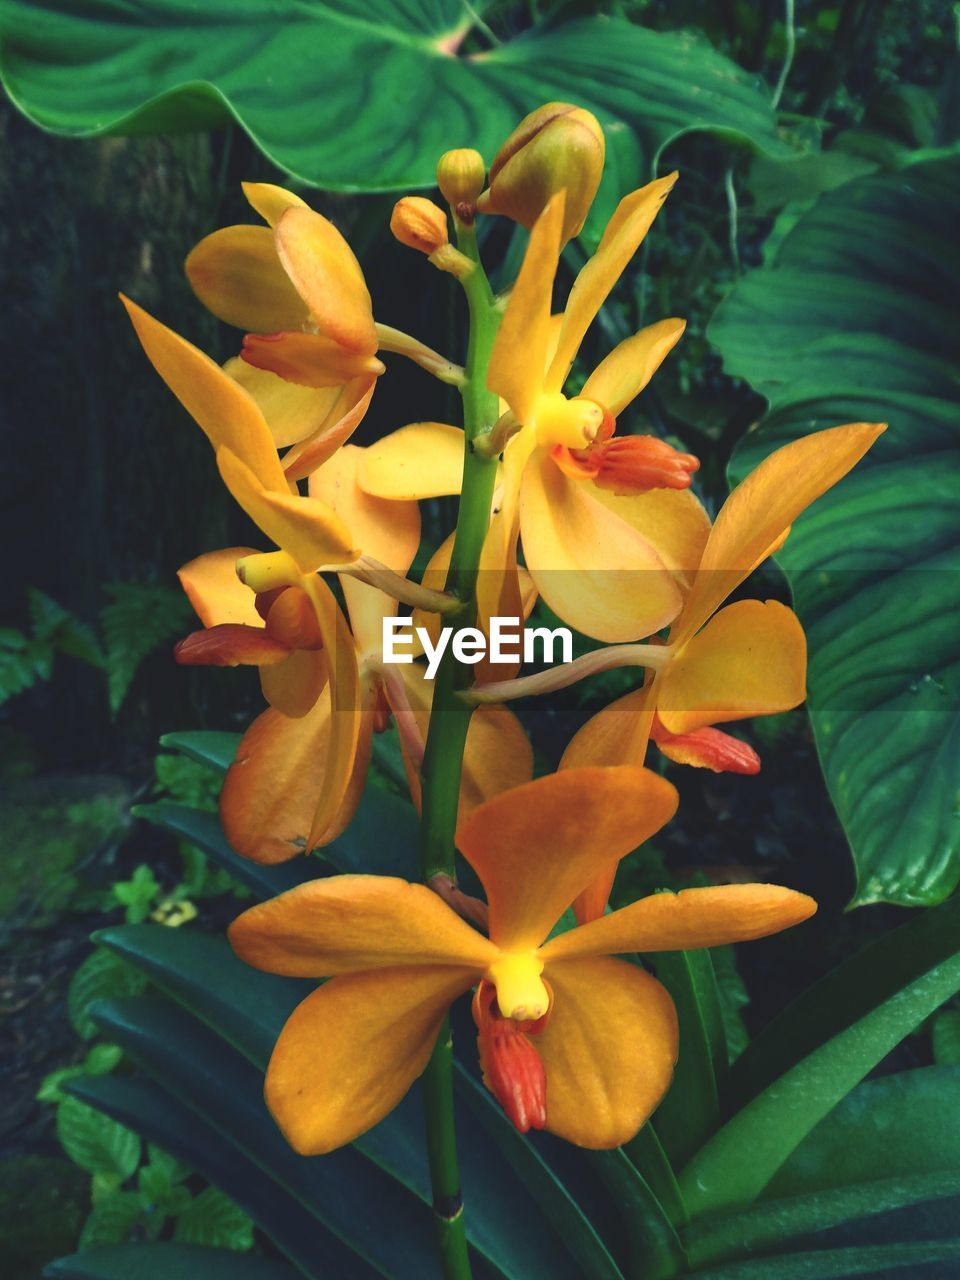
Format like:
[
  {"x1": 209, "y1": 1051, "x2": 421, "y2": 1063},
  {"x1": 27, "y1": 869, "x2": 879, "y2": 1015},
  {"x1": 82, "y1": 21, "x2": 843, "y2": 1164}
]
[
  {"x1": 541, "y1": 883, "x2": 817, "y2": 964},
  {"x1": 274, "y1": 206, "x2": 378, "y2": 355},
  {"x1": 225, "y1": 359, "x2": 346, "y2": 450},
  {"x1": 174, "y1": 624, "x2": 290, "y2": 667},
  {"x1": 537, "y1": 956, "x2": 677, "y2": 1148},
  {"x1": 185, "y1": 225, "x2": 307, "y2": 332},
  {"x1": 651, "y1": 718, "x2": 761, "y2": 775},
  {"x1": 241, "y1": 331, "x2": 384, "y2": 389},
  {"x1": 262, "y1": 966, "x2": 478, "y2": 1155},
  {"x1": 456, "y1": 766, "x2": 678, "y2": 952},
  {"x1": 242, "y1": 181, "x2": 308, "y2": 227},
  {"x1": 282, "y1": 377, "x2": 376, "y2": 482},
  {"x1": 177, "y1": 547, "x2": 261, "y2": 627},
  {"x1": 228, "y1": 875, "x2": 496, "y2": 976}
]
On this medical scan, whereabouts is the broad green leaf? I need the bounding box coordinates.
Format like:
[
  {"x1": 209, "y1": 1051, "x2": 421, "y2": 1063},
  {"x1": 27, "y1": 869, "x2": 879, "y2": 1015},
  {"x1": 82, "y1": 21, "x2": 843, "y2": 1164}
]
[
  {"x1": 68, "y1": 1075, "x2": 375, "y2": 1280},
  {"x1": 933, "y1": 1010, "x2": 960, "y2": 1065},
  {"x1": 0, "y1": 4, "x2": 788, "y2": 194},
  {"x1": 45, "y1": 1242, "x2": 302, "y2": 1280},
  {"x1": 159, "y1": 731, "x2": 241, "y2": 775},
  {"x1": 679, "y1": 896, "x2": 960, "y2": 1216},
  {"x1": 649, "y1": 949, "x2": 726, "y2": 1168},
  {"x1": 94, "y1": 927, "x2": 606, "y2": 1280},
  {"x1": 174, "y1": 1187, "x2": 254, "y2": 1252},
  {"x1": 710, "y1": 156, "x2": 960, "y2": 907},
  {"x1": 56, "y1": 1095, "x2": 140, "y2": 1181},
  {"x1": 688, "y1": 1238, "x2": 960, "y2": 1279},
  {"x1": 78, "y1": 1192, "x2": 143, "y2": 1250},
  {"x1": 590, "y1": 1148, "x2": 687, "y2": 1280}
]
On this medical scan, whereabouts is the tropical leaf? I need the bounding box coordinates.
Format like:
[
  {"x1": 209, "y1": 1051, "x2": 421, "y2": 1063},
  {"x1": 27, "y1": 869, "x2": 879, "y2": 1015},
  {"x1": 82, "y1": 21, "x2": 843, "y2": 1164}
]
[
  {"x1": 0, "y1": 2, "x2": 788, "y2": 194},
  {"x1": 45, "y1": 1242, "x2": 302, "y2": 1279},
  {"x1": 710, "y1": 156, "x2": 960, "y2": 907}
]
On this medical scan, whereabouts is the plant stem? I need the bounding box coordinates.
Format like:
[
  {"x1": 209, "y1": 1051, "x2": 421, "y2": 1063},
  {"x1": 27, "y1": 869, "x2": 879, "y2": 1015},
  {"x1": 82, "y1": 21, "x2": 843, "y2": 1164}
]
[{"x1": 418, "y1": 220, "x2": 500, "y2": 1280}]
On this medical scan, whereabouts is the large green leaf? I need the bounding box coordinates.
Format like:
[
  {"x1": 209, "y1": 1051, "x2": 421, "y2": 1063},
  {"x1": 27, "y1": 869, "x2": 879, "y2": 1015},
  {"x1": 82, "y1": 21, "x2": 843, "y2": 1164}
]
[
  {"x1": 688, "y1": 1238, "x2": 960, "y2": 1279},
  {"x1": 0, "y1": 3, "x2": 787, "y2": 193},
  {"x1": 678, "y1": 894, "x2": 960, "y2": 1217},
  {"x1": 709, "y1": 156, "x2": 960, "y2": 907},
  {"x1": 46, "y1": 1243, "x2": 301, "y2": 1280}
]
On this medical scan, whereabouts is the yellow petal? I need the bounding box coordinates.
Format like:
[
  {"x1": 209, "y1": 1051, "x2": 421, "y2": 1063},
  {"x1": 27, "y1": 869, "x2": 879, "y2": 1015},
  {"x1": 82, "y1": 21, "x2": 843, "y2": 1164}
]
[
  {"x1": 675, "y1": 422, "x2": 886, "y2": 644},
  {"x1": 177, "y1": 547, "x2": 261, "y2": 627},
  {"x1": 487, "y1": 192, "x2": 565, "y2": 423},
  {"x1": 588, "y1": 486, "x2": 710, "y2": 592},
  {"x1": 274, "y1": 206, "x2": 378, "y2": 355},
  {"x1": 241, "y1": 331, "x2": 384, "y2": 389},
  {"x1": 225, "y1": 358, "x2": 345, "y2": 449},
  {"x1": 659, "y1": 599, "x2": 806, "y2": 735},
  {"x1": 459, "y1": 703, "x2": 535, "y2": 819},
  {"x1": 519, "y1": 448, "x2": 683, "y2": 642},
  {"x1": 122, "y1": 296, "x2": 288, "y2": 493},
  {"x1": 411, "y1": 531, "x2": 455, "y2": 654},
  {"x1": 537, "y1": 956, "x2": 677, "y2": 1148},
  {"x1": 262, "y1": 966, "x2": 477, "y2": 1155},
  {"x1": 185, "y1": 225, "x2": 308, "y2": 333},
  {"x1": 357, "y1": 422, "x2": 464, "y2": 500},
  {"x1": 242, "y1": 181, "x2": 308, "y2": 227},
  {"x1": 547, "y1": 175, "x2": 677, "y2": 393},
  {"x1": 310, "y1": 445, "x2": 420, "y2": 573},
  {"x1": 541, "y1": 883, "x2": 817, "y2": 963},
  {"x1": 582, "y1": 318, "x2": 686, "y2": 416},
  {"x1": 282, "y1": 377, "x2": 377, "y2": 483},
  {"x1": 228, "y1": 875, "x2": 496, "y2": 975},
  {"x1": 216, "y1": 447, "x2": 357, "y2": 571},
  {"x1": 560, "y1": 684, "x2": 655, "y2": 769},
  {"x1": 259, "y1": 648, "x2": 327, "y2": 718},
  {"x1": 455, "y1": 766, "x2": 678, "y2": 951}
]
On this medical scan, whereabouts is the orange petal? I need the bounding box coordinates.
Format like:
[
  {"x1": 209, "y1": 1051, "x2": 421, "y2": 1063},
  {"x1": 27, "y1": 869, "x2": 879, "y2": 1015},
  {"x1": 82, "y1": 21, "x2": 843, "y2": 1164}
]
[
  {"x1": 282, "y1": 377, "x2": 376, "y2": 482},
  {"x1": 581, "y1": 318, "x2": 686, "y2": 416},
  {"x1": 259, "y1": 648, "x2": 327, "y2": 718},
  {"x1": 216, "y1": 447, "x2": 357, "y2": 571},
  {"x1": 660, "y1": 599, "x2": 806, "y2": 734},
  {"x1": 547, "y1": 175, "x2": 677, "y2": 393},
  {"x1": 242, "y1": 181, "x2": 308, "y2": 227},
  {"x1": 357, "y1": 422, "x2": 464, "y2": 499},
  {"x1": 541, "y1": 883, "x2": 817, "y2": 963},
  {"x1": 455, "y1": 766, "x2": 678, "y2": 951},
  {"x1": 309, "y1": 445, "x2": 420, "y2": 574},
  {"x1": 487, "y1": 192, "x2": 565, "y2": 423},
  {"x1": 185, "y1": 225, "x2": 308, "y2": 333},
  {"x1": 228, "y1": 875, "x2": 496, "y2": 975},
  {"x1": 261, "y1": 966, "x2": 477, "y2": 1155},
  {"x1": 588, "y1": 487, "x2": 710, "y2": 592},
  {"x1": 519, "y1": 448, "x2": 683, "y2": 642},
  {"x1": 175, "y1": 624, "x2": 290, "y2": 667},
  {"x1": 274, "y1": 206, "x2": 378, "y2": 355},
  {"x1": 675, "y1": 422, "x2": 886, "y2": 644},
  {"x1": 460, "y1": 704, "x2": 535, "y2": 820},
  {"x1": 560, "y1": 684, "x2": 656, "y2": 770},
  {"x1": 121, "y1": 296, "x2": 288, "y2": 493},
  {"x1": 411, "y1": 531, "x2": 455, "y2": 655},
  {"x1": 225, "y1": 358, "x2": 346, "y2": 449},
  {"x1": 241, "y1": 331, "x2": 384, "y2": 389},
  {"x1": 177, "y1": 547, "x2": 261, "y2": 627},
  {"x1": 651, "y1": 720, "x2": 760, "y2": 775},
  {"x1": 537, "y1": 956, "x2": 677, "y2": 1148}
]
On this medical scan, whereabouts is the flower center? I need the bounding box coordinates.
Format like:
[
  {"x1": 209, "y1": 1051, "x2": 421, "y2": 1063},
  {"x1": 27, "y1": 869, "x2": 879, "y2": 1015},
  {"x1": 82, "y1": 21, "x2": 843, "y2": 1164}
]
[
  {"x1": 472, "y1": 979, "x2": 548, "y2": 1135},
  {"x1": 487, "y1": 952, "x2": 549, "y2": 1021},
  {"x1": 534, "y1": 393, "x2": 610, "y2": 449}
]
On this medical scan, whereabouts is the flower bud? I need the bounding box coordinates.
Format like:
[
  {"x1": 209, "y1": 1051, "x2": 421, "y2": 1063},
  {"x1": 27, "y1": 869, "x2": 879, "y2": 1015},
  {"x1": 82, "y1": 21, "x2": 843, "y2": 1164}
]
[
  {"x1": 436, "y1": 148, "x2": 486, "y2": 219},
  {"x1": 477, "y1": 103, "x2": 605, "y2": 244},
  {"x1": 390, "y1": 196, "x2": 449, "y2": 255}
]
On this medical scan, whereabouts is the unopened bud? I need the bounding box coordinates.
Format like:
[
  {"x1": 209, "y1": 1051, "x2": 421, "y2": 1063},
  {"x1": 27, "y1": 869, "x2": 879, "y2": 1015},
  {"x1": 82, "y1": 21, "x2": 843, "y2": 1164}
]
[
  {"x1": 390, "y1": 197, "x2": 449, "y2": 255},
  {"x1": 477, "y1": 102, "x2": 605, "y2": 244},
  {"x1": 436, "y1": 149, "x2": 486, "y2": 220}
]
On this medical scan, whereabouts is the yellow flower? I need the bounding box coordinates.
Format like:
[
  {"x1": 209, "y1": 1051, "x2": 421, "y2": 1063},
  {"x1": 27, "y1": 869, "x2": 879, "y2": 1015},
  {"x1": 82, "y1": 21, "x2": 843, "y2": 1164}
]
[
  {"x1": 359, "y1": 183, "x2": 706, "y2": 643},
  {"x1": 229, "y1": 766, "x2": 815, "y2": 1153}
]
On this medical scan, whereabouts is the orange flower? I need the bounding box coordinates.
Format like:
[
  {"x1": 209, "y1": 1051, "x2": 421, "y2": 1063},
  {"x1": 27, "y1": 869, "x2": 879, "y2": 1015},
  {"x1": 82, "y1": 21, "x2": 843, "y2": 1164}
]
[{"x1": 229, "y1": 766, "x2": 815, "y2": 1153}]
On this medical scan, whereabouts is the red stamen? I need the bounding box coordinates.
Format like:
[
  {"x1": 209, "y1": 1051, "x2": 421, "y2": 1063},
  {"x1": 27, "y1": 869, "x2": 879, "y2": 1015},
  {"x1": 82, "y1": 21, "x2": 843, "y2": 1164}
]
[
  {"x1": 651, "y1": 713, "x2": 761, "y2": 774},
  {"x1": 472, "y1": 981, "x2": 548, "y2": 1134},
  {"x1": 552, "y1": 435, "x2": 699, "y2": 495}
]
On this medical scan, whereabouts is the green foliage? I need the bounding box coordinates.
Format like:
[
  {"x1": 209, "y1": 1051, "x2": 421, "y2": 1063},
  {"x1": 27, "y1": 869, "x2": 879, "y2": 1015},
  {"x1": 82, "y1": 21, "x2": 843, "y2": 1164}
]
[
  {"x1": 56, "y1": 1097, "x2": 141, "y2": 1185},
  {"x1": 0, "y1": 2, "x2": 789, "y2": 196},
  {"x1": 68, "y1": 950, "x2": 148, "y2": 1040},
  {"x1": 0, "y1": 588, "x2": 102, "y2": 705},
  {"x1": 99, "y1": 583, "x2": 192, "y2": 715},
  {"x1": 712, "y1": 155, "x2": 960, "y2": 907}
]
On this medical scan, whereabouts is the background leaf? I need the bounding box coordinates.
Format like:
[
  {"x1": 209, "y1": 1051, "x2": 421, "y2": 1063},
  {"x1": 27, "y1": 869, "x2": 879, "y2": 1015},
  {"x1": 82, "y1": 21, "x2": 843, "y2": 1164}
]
[
  {"x1": 56, "y1": 1096, "x2": 141, "y2": 1183},
  {"x1": 710, "y1": 156, "x2": 960, "y2": 907}
]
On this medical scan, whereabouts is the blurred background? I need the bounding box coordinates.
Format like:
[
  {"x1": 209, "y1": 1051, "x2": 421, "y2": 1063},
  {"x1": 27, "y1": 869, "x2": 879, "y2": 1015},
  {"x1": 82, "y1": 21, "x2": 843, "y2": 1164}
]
[{"x1": 1, "y1": 0, "x2": 957, "y2": 1273}]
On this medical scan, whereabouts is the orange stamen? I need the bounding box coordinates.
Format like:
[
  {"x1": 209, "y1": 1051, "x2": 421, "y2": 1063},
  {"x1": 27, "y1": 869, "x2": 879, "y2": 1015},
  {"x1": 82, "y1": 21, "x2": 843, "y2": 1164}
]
[
  {"x1": 472, "y1": 981, "x2": 548, "y2": 1134},
  {"x1": 651, "y1": 713, "x2": 761, "y2": 774},
  {"x1": 552, "y1": 434, "x2": 699, "y2": 495}
]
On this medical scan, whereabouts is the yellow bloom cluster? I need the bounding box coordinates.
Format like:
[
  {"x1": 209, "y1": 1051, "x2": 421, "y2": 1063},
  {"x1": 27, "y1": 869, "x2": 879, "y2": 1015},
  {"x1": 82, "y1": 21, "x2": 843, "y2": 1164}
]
[{"x1": 124, "y1": 103, "x2": 883, "y2": 1155}]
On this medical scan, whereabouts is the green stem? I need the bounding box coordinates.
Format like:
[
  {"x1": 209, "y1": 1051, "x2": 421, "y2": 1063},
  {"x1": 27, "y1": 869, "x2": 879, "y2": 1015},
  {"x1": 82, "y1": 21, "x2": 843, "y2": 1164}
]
[{"x1": 418, "y1": 221, "x2": 501, "y2": 1280}]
